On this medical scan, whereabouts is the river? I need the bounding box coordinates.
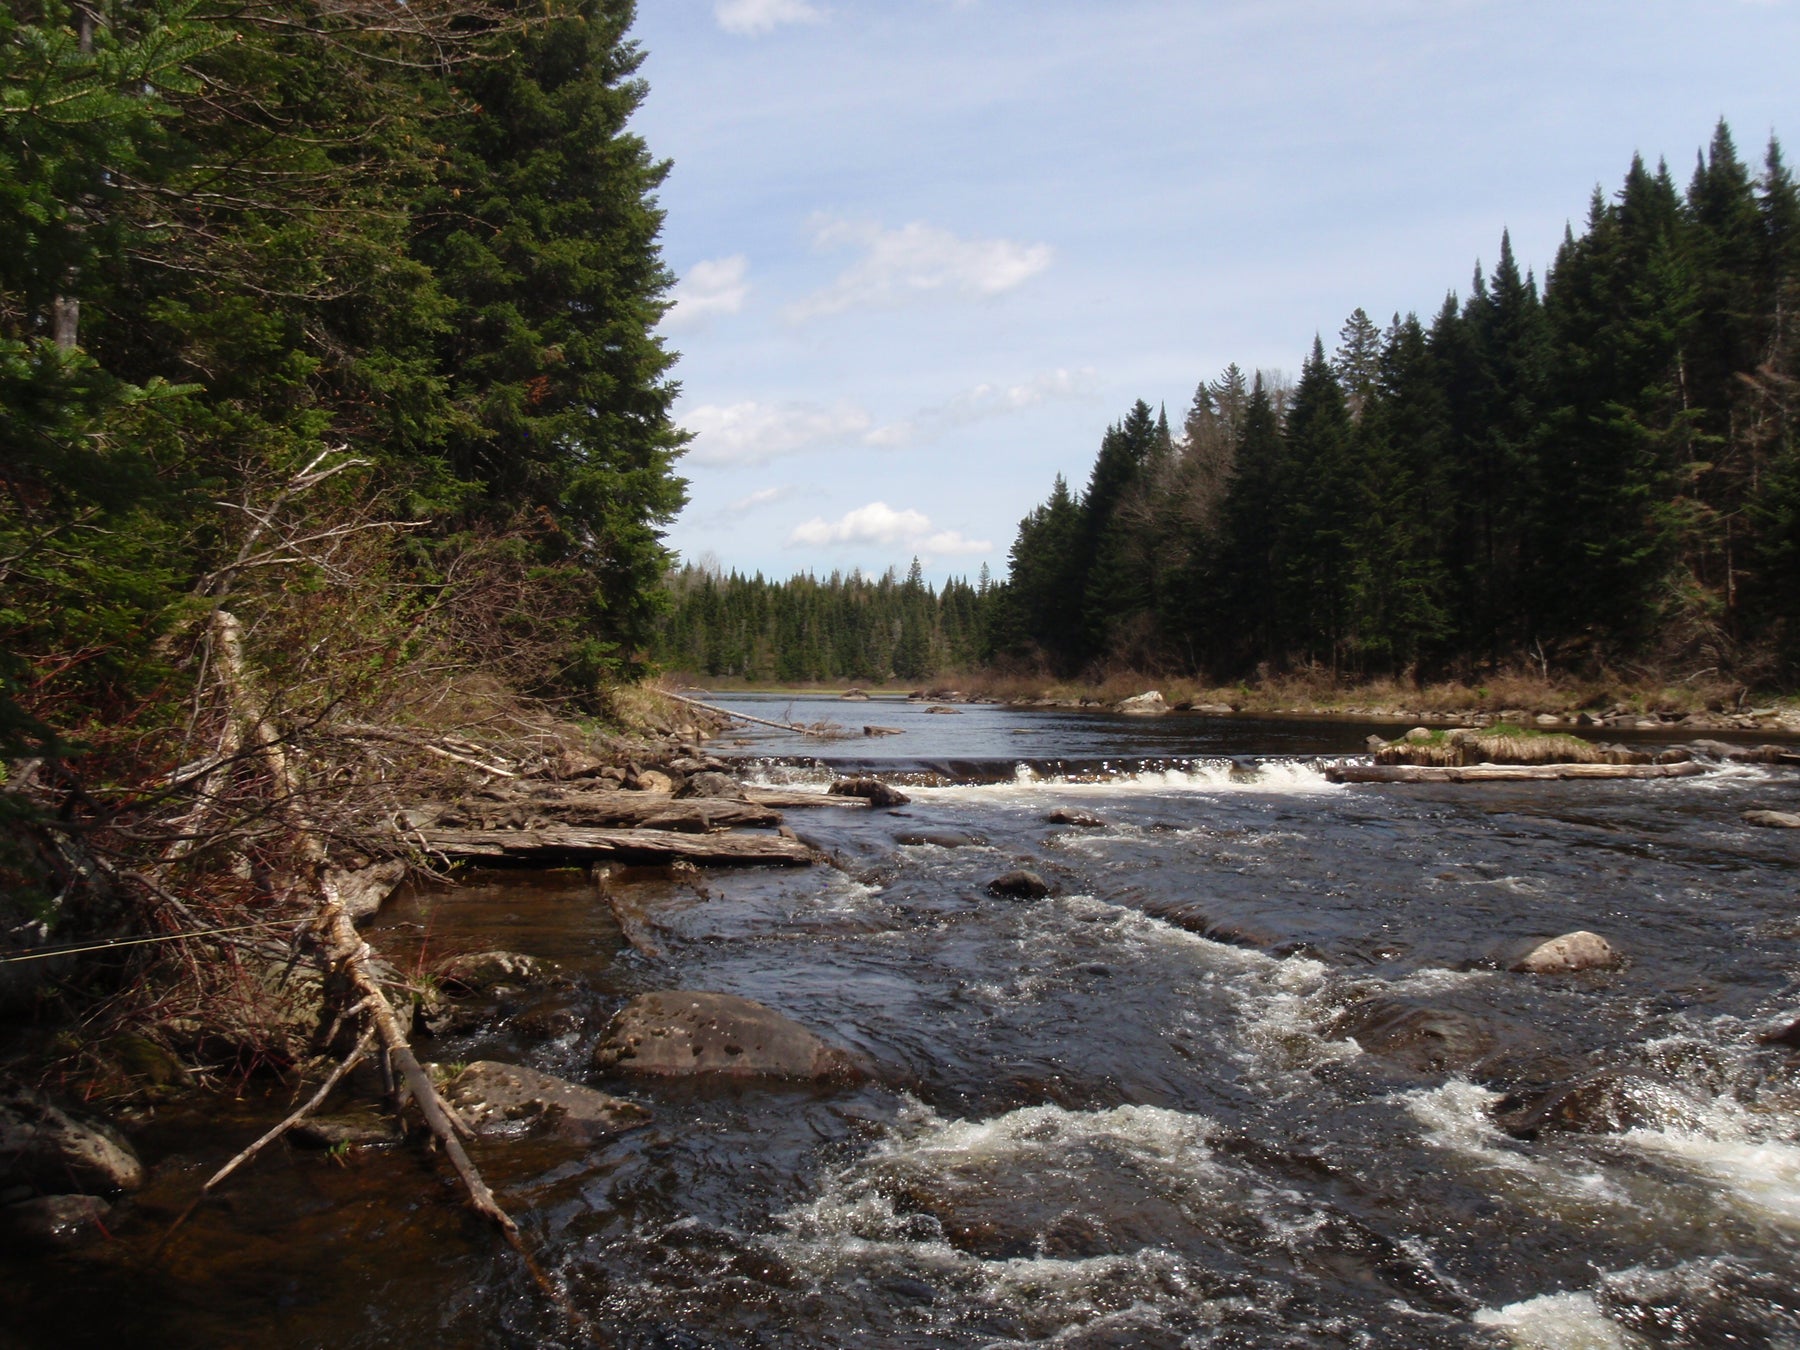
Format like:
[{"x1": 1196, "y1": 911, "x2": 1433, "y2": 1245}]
[{"x1": 9, "y1": 695, "x2": 1800, "y2": 1348}]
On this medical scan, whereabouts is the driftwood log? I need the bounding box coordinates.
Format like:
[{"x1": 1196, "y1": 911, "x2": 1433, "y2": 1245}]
[
  {"x1": 400, "y1": 790, "x2": 780, "y2": 834},
  {"x1": 413, "y1": 826, "x2": 816, "y2": 866},
  {"x1": 742, "y1": 788, "x2": 873, "y2": 810},
  {"x1": 1327, "y1": 761, "x2": 1712, "y2": 784}
]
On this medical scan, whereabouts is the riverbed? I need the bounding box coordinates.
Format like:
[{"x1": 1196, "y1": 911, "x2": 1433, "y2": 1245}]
[{"x1": 8, "y1": 697, "x2": 1800, "y2": 1348}]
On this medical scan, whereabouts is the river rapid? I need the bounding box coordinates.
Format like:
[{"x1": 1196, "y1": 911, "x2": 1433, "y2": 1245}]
[{"x1": 10, "y1": 696, "x2": 1800, "y2": 1348}]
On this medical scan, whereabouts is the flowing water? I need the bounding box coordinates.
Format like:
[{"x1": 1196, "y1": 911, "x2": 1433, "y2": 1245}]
[{"x1": 9, "y1": 696, "x2": 1800, "y2": 1349}]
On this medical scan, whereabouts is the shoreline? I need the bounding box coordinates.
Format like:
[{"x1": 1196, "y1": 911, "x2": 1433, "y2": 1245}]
[{"x1": 667, "y1": 678, "x2": 1800, "y2": 737}]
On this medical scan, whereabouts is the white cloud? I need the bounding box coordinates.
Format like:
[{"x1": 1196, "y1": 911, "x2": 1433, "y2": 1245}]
[
  {"x1": 725, "y1": 485, "x2": 791, "y2": 514},
  {"x1": 868, "y1": 366, "x2": 1101, "y2": 447},
  {"x1": 665, "y1": 255, "x2": 749, "y2": 327},
  {"x1": 715, "y1": 0, "x2": 823, "y2": 35},
  {"x1": 681, "y1": 399, "x2": 870, "y2": 466},
  {"x1": 786, "y1": 501, "x2": 991, "y2": 555},
  {"x1": 787, "y1": 218, "x2": 1053, "y2": 321}
]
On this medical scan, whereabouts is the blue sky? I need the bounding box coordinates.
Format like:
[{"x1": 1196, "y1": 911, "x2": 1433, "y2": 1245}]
[{"x1": 630, "y1": 0, "x2": 1799, "y2": 586}]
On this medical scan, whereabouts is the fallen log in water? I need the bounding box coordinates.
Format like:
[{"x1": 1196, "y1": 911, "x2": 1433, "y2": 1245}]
[
  {"x1": 400, "y1": 790, "x2": 780, "y2": 833},
  {"x1": 1327, "y1": 761, "x2": 1712, "y2": 784},
  {"x1": 742, "y1": 788, "x2": 874, "y2": 810},
  {"x1": 413, "y1": 825, "x2": 816, "y2": 866}
]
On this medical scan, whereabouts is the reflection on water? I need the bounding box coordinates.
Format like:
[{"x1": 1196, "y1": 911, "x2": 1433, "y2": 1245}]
[{"x1": 7, "y1": 708, "x2": 1800, "y2": 1348}]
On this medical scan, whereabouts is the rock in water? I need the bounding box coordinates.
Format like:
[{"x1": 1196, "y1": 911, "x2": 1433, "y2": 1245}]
[
  {"x1": 435, "y1": 950, "x2": 547, "y2": 994},
  {"x1": 593, "y1": 991, "x2": 866, "y2": 1082},
  {"x1": 325, "y1": 860, "x2": 407, "y2": 926},
  {"x1": 1045, "y1": 809, "x2": 1107, "y2": 828},
  {"x1": 0, "y1": 1194, "x2": 113, "y2": 1253},
  {"x1": 1327, "y1": 998, "x2": 1499, "y2": 1073},
  {"x1": 987, "y1": 870, "x2": 1051, "y2": 900},
  {"x1": 828, "y1": 777, "x2": 911, "y2": 808},
  {"x1": 441, "y1": 1061, "x2": 650, "y2": 1142},
  {"x1": 1115, "y1": 691, "x2": 1169, "y2": 716},
  {"x1": 0, "y1": 1090, "x2": 143, "y2": 1196},
  {"x1": 678, "y1": 771, "x2": 743, "y2": 800},
  {"x1": 1743, "y1": 809, "x2": 1800, "y2": 829},
  {"x1": 1511, "y1": 931, "x2": 1621, "y2": 974}
]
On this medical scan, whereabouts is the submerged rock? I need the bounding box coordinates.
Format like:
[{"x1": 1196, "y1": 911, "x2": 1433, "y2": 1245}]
[
  {"x1": 1510, "y1": 931, "x2": 1621, "y2": 975},
  {"x1": 1327, "y1": 998, "x2": 1499, "y2": 1073},
  {"x1": 593, "y1": 991, "x2": 866, "y2": 1082},
  {"x1": 434, "y1": 950, "x2": 547, "y2": 995},
  {"x1": 0, "y1": 1194, "x2": 113, "y2": 1253},
  {"x1": 290, "y1": 1112, "x2": 404, "y2": 1149},
  {"x1": 0, "y1": 1090, "x2": 142, "y2": 1196},
  {"x1": 441, "y1": 1061, "x2": 650, "y2": 1142},
  {"x1": 894, "y1": 830, "x2": 985, "y2": 849},
  {"x1": 986, "y1": 870, "x2": 1051, "y2": 900},
  {"x1": 828, "y1": 777, "x2": 911, "y2": 808},
  {"x1": 1494, "y1": 1071, "x2": 1691, "y2": 1140},
  {"x1": 1045, "y1": 808, "x2": 1107, "y2": 828}
]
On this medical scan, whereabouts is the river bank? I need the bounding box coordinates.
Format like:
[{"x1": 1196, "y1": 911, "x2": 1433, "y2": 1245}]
[{"x1": 669, "y1": 671, "x2": 1800, "y2": 736}]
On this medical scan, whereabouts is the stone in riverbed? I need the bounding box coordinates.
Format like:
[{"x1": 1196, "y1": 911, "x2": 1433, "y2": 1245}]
[
  {"x1": 1510, "y1": 930, "x2": 1621, "y2": 975},
  {"x1": 986, "y1": 870, "x2": 1051, "y2": 900},
  {"x1": 1115, "y1": 691, "x2": 1169, "y2": 716},
  {"x1": 0, "y1": 1194, "x2": 113, "y2": 1253},
  {"x1": 325, "y1": 860, "x2": 407, "y2": 926},
  {"x1": 1743, "y1": 809, "x2": 1800, "y2": 829},
  {"x1": 593, "y1": 991, "x2": 867, "y2": 1082},
  {"x1": 828, "y1": 777, "x2": 911, "y2": 808},
  {"x1": 0, "y1": 1090, "x2": 142, "y2": 1196},
  {"x1": 434, "y1": 950, "x2": 547, "y2": 995},
  {"x1": 1045, "y1": 808, "x2": 1107, "y2": 828},
  {"x1": 1327, "y1": 997, "x2": 1499, "y2": 1073},
  {"x1": 894, "y1": 830, "x2": 985, "y2": 849},
  {"x1": 441, "y1": 1061, "x2": 650, "y2": 1142},
  {"x1": 677, "y1": 771, "x2": 744, "y2": 800}
]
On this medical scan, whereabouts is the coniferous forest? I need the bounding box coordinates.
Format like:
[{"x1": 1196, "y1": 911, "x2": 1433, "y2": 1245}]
[
  {"x1": 2, "y1": 0, "x2": 687, "y2": 765},
  {"x1": 656, "y1": 123, "x2": 1800, "y2": 691}
]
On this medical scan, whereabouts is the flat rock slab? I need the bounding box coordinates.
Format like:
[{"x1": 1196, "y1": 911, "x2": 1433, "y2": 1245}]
[
  {"x1": 0, "y1": 1090, "x2": 142, "y2": 1196},
  {"x1": 414, "y1": 826, "x2": 814, "y2": 867},
  {"x1": 326, "y1": 860, "x2": 407, "y2": 927},
  {"x1": 442, "y1": 1061, "x2": 651, "y2": 1143},
  {"x1": 1511, "y1": 930, "x2": 1621, "y2": 975},
  {"x1": 593, "y1": 992, "x2": 867, "y2": 1082},
  {"x1": 1744, "y1": 810, "x2": 1800, "y2": 829},
  {"x1": 1330, "y1": 762, "x2": 1710, "y2": 784}
]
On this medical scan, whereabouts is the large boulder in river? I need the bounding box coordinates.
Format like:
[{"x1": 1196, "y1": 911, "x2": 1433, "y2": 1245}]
[
  {"x1": 441, "y1": 1061, "x2": 650, "y2": 1143},
  {"x1": 677, "y1": 771, "x2": 744, "y2": 800},
  {"x1": 828, "y1": 777, "x2": 911, "y2": 808},
  {"x1": 986, "y1": 870, "x2": 1051, "y2": 900},
  {"x1": 1115, "y1": 691, "x2": 1169, "y2": 716},
  {"x1": 593, "y1": 992, "x2": 867, "y2": 1083},
  {"x1": 0, "y1": 1089, "x2": 142, "y2": 1197},
  {"x1": 1327, "y1": 997, "x2": 1500, "y2": 1074},
  {"x1": 1510, "y1": 931, "x2": 1621, "y2": 975}
]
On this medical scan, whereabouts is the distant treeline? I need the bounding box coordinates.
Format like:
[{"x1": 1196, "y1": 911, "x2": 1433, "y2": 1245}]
[
  {"x1": 656, "y1": 122, "x2": 1800, "y2": 688},
  {"x1": 656, "y1": 561, "x2": 992, "y2": 683}
]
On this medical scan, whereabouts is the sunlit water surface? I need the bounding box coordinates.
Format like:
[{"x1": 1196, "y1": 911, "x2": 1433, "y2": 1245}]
[{"x1": 8, "y1": 696, "x2": 1800, "y2": 1348}]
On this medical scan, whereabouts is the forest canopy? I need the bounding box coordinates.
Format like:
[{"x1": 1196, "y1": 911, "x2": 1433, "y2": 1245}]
[
  {"x1": 2, "y1": 0, "x2": 688, "y2": 767},
  {"x1": 654, "y1": 122, "x2": 1800, "y2": 691}
]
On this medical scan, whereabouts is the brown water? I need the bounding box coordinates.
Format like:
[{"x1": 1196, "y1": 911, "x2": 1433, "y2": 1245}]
[{"x1": 6, "y1": 708, "x2": 1800, "y2": 1349}]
